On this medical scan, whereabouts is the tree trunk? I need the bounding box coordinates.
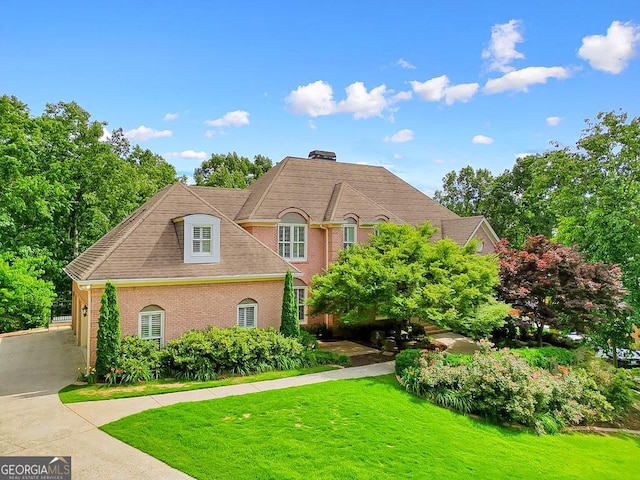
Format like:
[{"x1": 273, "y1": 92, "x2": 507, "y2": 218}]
[
  {"x1": 611, "y1": 340, "x2": 618, "y2": 368},
  {"x1": 536, "y1": 323, "x2": 544, "y2": 347},
  {"x1": 394, "y1": 318, "x2": 406, "y2": 349},
  {"x1": 72, "y1": 213, "x2": 79, "y2": 258}
]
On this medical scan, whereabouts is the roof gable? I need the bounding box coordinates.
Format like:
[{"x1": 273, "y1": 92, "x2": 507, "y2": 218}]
[
  {"x1": 65, "y1": 183, "x2": 297, "y2": 282},
  {"x1": 324, "y1": 182, "x2": 402, "y2": 223}
]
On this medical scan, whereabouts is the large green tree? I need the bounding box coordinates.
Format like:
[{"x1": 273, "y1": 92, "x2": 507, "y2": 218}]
[
  {"x1": 308, "y1": 222, "x2": 509, "y2": 340},
  {"x1": 0, "y1": 95, "x2": 178, "y2": 297},
  {"x1": 194, "y1": 152, "x2": 272, "y2": 188},
  {"x1": 433, "y1": 165, "x2": 494, "y2": 218},
  {"x1": 280, "y1": 271, "x2": 299, "y2": 338}
]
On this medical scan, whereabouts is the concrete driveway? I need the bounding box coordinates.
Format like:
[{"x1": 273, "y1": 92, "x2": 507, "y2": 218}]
[{"x1": 0, "y1": 327, "x2": 191, "y2": 479}]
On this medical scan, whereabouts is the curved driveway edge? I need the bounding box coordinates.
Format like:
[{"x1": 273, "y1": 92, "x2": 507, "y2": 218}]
[{"x1": 0, "y1": 327, "x2": 191, "y2": 479}]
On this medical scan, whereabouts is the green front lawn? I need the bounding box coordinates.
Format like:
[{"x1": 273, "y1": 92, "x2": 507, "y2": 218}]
[
  {"x1": 101, "y1": 375, "x2": 640, "y2": 479},
  {"x1": 59, "y1": 365, "x2": 337, "y2": 403}
]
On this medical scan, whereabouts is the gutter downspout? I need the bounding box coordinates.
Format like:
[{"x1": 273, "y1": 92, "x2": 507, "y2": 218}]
[{"x1": 85, "y1": 285, "x2": 91, "y2": 369}]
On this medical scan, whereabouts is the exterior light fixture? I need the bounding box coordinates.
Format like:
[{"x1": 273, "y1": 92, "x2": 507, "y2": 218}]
[{"x1": 82, "y1": 305, "x2": 88, "y2": 317}]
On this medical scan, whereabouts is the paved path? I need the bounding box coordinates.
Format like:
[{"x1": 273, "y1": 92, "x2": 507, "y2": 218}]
[{"x1": 0, "y1": 327, "x2": 393, "y2": 479}]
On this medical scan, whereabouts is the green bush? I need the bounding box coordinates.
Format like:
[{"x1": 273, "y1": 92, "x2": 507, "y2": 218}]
[
  {"x1": 0, "y1": 255, "x2": 55, "y2": 333},
  {"x1": 164, "y1": 326, "x2": 305, "y2": 380},
  {"x1": 513, "y1": 346, "x2": 578, "y2": 370},
  {"x1": 395, "y1": 349, "x2": 421, "y2": 375},
  {"x1": 303, "y1": 349, "x2": 350, "y2": 367},
  {"x1": 401, "y1": 340, "x2": 631, "y2": 434},
  {"x1": 298, "y1": 329, "x2": 319, "y2": 350},
  {"x1": 117, "y1": 336, "x2": 163, "y2": 383}
]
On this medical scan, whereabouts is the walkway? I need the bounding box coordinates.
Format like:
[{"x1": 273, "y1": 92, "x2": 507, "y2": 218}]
[{"x1": 0, "y1": 327, "x2": 393, "y2": 479}]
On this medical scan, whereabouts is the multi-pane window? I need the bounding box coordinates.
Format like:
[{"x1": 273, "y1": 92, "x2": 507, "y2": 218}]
[
  {"x1": 294, "y1": 287, "x2": 306, "y2": 324},
  {"x1": 192, "y1": 225, "x2": 212, "y2": 254},
  {"x1": 278, "y1": 225, "x2": 306, "y2": 260},
  {"x1": 343, "y1": 224, "x2": 356, "y2": 249},
  {"x1": 139, "y1": 310, "x2": 164, "y2": 347},
  {"x1": 237, "y1": 299, "x2": 257, "y2": 328}
]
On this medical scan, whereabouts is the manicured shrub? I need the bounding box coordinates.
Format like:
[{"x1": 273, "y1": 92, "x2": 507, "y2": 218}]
[
  {"x1": 395, "y1": 349, "x2": 422, "y2": 375},
  {"x1": 95, "y1": 281, "x2": 121, "y2": 377},
  {"x1": 280, "y1": 271, "x2": 299, "y2": 338},
  {"x1": 164, "y1": 326, "x2": 305, "y2": 380},
  {"x1": 117, "y1": 335, "x2": 163, "y2": 383}
]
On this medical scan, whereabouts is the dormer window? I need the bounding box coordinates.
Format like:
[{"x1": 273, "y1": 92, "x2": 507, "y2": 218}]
[
  {"x1": 179, "y1": 214, "x2": 221, "y2": 264},
  {"x1": 192, "y1": 226, "x2": 212, "y2": 254}
]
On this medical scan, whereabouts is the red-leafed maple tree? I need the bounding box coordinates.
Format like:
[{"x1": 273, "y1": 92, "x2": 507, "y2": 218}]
[{"x1": 496, "y1": 235, "x2": 630, "y2": 348}]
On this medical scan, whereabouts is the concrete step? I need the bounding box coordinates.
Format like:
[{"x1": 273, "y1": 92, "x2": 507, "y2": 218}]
[{"x1": 423, "y1": 323, "x2": 451, "y2": 336}]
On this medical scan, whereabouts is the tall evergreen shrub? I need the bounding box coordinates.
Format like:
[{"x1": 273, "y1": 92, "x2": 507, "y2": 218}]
[
  {"x1": 95, "y1": 281, "x2": 121, "y2": 376},
  {"x1": 280, "y1": 271, "x2": 299, "y2": 337}
]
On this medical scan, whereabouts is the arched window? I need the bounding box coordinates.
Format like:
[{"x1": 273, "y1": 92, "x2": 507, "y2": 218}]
[
  {"x1": 237, "y1": 298, "x2": 258, "y2": 328},
  {"x1": 138, "y1": 305, "x2": 165, "y2": 347},
  {"x1": 343, "y1": 217, "x2": 357, "y2": 249},
  {"x1": 278, "y1": 212, "x2": 307, "y2": 261}
]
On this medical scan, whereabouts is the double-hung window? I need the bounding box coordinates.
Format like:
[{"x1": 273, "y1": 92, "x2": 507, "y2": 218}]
[
  {"x1": 294, "y1": 286, "x2": 306, "y2": 324},
  {"x1": 278, "y1": 213, "x2": 307, "y2": 261},
  {"x1": 192, "y1": 225, "x2": 212, "y2": 254},
  {"x1": 343, "y1": 220, "x2": 356, "y2": 249},
  {"x1": 139, "y1": 309, "x2": 164, "y2": 347}
]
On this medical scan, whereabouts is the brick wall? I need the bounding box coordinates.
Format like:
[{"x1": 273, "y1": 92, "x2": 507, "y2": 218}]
[{"x1": 87, "y1": 279, "x2": 284, "y2": 365}]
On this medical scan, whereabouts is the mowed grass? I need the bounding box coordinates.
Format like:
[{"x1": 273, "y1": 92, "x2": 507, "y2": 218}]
[
  {"x1": 59, "y1": 365, "x2": 338, "y2": 403},
  {"x1": 101, "y1": 375, "x2": 640, "y2": 480}
]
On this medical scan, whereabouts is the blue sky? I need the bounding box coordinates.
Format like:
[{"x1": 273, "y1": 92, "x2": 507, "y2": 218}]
[{"x1": 2, "y1": 1, "x2": 639, "y2": 194}]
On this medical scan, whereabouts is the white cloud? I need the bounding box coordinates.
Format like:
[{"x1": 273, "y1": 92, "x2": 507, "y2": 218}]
[
  {"x1": 410, "y1": 75, "x2": 449, "y2": 102},
  {"x1": 482, "y1": 20, "x2": 525, "y2": 73},
  {"x1": 578, "y1": 21, "x2": 640, "y2": 74},
  {"x1": 307, "y1": 120, "x2": 317, "y2": 130},
  {"x1": 390, "y1": 90, "x2": 413, "y2": 103},
  {"x1": 124, "y1": 125, "x2": 172, "y2": 141},
  {"x1": 393, "y1": 153, "x2": 403, "y2": 159},
  {"x1": 384, "y1": 129, "x2": 415, "y2": 143},
  {"x1": 433, "y1": 159, "x2": 444, "y2": 164},
  {"x1": 205, "y1": 130, "x2": 215, "y2": 138},
  {"x1": 396, "y1": 58, "x2": 416, "y2": 69},
  {"x1": 164, "y1": 112, "x2": 179, "y2": 121},
  {"x1": 472, "y1": 135, "x2": 494, "y2": 144},
  {"x1": 337, "y1": 82, "x2": 388, "y2": 119},
  {"x1": 484, "y1": 66, "x2": 570, "y2": 94},
  {"x1": 164, "y1": 150, "x2": 208, "y2": 160},
  {"x1": 205, "y1": 110, "x2": 250, "y2": 127},
  {"x1": 411, "y1": 75, "x2": 479, "y2": 104},
  {"x1": 286, "y1": 80, "x2": 336, "y2": 116},
  {"x1": 99, "y1": 127, "x2": 111, "y2": 142},
  {"x1": 444, "y1": 83, "x2": 480, "y2": 105},
  {"x1": 546, "y1": 116, "x2": 562, "y2": 126},
  {"x1": 516, "y1": 152, "x2": 535, "y2": 159}
]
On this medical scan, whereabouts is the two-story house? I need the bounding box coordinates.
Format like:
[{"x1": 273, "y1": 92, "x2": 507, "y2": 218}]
[{"x1": 65, "y1": 151, "x2": 499, "y2": 366}]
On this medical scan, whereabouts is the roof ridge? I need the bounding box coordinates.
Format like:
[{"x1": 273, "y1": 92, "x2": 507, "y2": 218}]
[
  {"x1": 184, "y1": 184, "x2": 301, "y2": 273},
  {"x1": 80, "y1": 183, "x2": 179, "y2": 279},
  {"x1": 238, "y1": 157, "x2": 290, "y2": 220},
  {"x1": 324, "y1": 182, "x2": 345, "y2": 221}
]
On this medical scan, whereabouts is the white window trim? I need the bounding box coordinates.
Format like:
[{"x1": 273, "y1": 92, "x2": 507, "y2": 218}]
[
  {"x1": 294, "y1": 286, "x2": 307, "y2": 325},
  {"x1": 278, "y1": 223, "x2": 307, "y2": 261},
  {"x1": 138, "y1": 310, "x2": 165, "y2": 347},
  {"x1": 192, "y1": 224, "x2": 213, "y2": 256},
  {"x1": 237, "y1": 302, "x2": 258, "y2": 328},
  {"x1": 343, "y1": 224, "x2": 356, "y2": 249},
  {"x1": 183, "y1": 214, "x2": 220, "y2": 264}
]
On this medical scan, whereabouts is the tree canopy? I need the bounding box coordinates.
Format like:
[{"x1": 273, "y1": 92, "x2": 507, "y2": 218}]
[
  {"x1": 496, "y1": 235, "x2": 630, "y2": 347},
  {"x1": 194, "y1": 152, "x2": 272, "y2": 188},
  {"x1": 308, "y1": 222, "x2": 509, "y2": 339},
  {"x1": 0, "y1": 95, "x2": 178, "y2": 296}
]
